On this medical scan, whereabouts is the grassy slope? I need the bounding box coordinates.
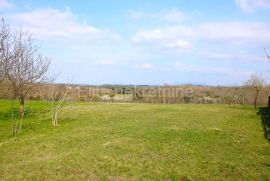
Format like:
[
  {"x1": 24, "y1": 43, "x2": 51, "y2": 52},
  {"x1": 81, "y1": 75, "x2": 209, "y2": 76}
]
[{"x1": 0, "y1": 100, "x2": 270, "y2": 181}]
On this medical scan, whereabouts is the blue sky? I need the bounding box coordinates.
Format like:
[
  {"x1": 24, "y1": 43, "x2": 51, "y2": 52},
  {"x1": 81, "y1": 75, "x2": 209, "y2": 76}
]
[{"x1": 1, "y1": 0, "x2": 270, "y2": 85}]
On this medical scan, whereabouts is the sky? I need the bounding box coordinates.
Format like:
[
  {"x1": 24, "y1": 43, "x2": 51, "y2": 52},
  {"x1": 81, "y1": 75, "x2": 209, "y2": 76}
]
[{"x1": 1, "y1": 0, "x2": 270, "y2": 85}]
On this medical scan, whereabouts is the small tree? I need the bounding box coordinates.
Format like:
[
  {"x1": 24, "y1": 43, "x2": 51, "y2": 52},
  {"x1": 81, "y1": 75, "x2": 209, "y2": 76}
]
[
  {"x1": 0, "y1": 17, "x2": 51, "y2": 135},
  {"x1": 244, "y1": 73, "x2": 265, "y2": 108},
  {"x1": 39, "y1": 84, "x2": 69, "y2": 127}
]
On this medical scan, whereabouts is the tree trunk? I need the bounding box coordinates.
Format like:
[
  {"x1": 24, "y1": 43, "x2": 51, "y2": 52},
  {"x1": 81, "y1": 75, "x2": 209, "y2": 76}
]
[
  {"x1": 254, "y1": 90, "x2": 259, "y2": 109},
  {"x1": 51, "y1": 107, "x2": 58, "y2": 127},
  {"x1": 19, "y1": 96, "x2": 25, "y2": 119},
  {"x1": 52, "y1": 108, "x2": 55, "y2": 127},
  {"x1": 11, "y1": 100, "x2": 15, "y2": 135},
  {"x1": 18, "y1": 96, "x2": 25, "y2": 133},
  {"x1": 54, "y1": 111, "x2": 58, "y2": 127}
]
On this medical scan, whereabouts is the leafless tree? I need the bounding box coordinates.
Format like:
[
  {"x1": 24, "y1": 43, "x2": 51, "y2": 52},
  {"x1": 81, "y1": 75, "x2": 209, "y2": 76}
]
[
  {"x1": 0, "y1": 17, "x2": 51, "y2": 135},
  {"x1": 39, "y1": 84, "x2": 69, "y2": 127},
  {"x1": 244, "y1": 73, "x2": 265, "y2": 108},
  {"x1": 0, "y1": 17, "x2": 10, "y2": 84}
]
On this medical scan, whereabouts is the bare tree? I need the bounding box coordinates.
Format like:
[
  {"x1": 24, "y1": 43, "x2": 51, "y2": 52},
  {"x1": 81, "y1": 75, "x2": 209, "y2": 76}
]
[
  {"x1": 0, "y1": 17, "x2": 51, "y2": 135},
  {"x1": 244, "y1": 73, "x2": 265, "y2": 108},
  {"x1": 0, "y1": 17, "x2": 10, "y2": 84},
  {"x1": 39, "y1": 84, "x2": 69, "y2": 127}
]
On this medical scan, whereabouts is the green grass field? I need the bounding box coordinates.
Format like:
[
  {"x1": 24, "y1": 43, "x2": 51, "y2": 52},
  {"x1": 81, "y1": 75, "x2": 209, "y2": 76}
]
[{"x1": 0, "y1": 99, "x2": 270, "y2": 180}]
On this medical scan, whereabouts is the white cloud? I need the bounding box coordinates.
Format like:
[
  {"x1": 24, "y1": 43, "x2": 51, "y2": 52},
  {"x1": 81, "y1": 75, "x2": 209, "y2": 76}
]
[
  {"x1": 95, "y1": 60, "x2": 114, "y2": 66},
  {"x1": 167, "y1": 40, "x2": 191, "y2": 49},
  {"x1": 131, "y1": 26, "x2": 194, "y2": 50},
  {"x1": 132, "y1": 29, "x2": 164, "y2": 44},
  {"x1": 138, "y1": 63, "x2": 155, "y2": 69},
  {"x1": 130, "y1": 9, "x2": 187, "y2": 23},
  {"x1": 199, "y1": 22, "x2": 270, "y2": 45},
  {"x1": 0, "y1": 0, "x2": 12, "y2": 8},
  {"x1": 11, "y1": 8, "x2": 119, "y2": 40},
  {"x1": 161, "y1": 9, "x2": 187, "y2": 23},
  {"x1": 131, "y1": 21, "x2": 270, "y2": 52},
  {"x1": 235, "y1": 0, "x2": 270, "y2": 12}
]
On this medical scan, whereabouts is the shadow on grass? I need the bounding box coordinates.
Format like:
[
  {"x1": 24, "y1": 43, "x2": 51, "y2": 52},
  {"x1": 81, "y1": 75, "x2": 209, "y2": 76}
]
[{"x1": 257, "y1": 107, "x2": 270, "y2": 142}]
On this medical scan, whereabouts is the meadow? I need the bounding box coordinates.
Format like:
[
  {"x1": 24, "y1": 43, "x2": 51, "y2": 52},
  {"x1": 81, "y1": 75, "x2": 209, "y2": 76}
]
[{"x1": 0, "y1": 99, "x2": 270, "y2": 180}]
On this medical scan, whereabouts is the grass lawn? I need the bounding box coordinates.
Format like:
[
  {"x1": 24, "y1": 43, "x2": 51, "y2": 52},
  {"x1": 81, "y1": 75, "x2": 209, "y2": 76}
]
[{"x1": 0, "y1": 99, "x2": 270, "y2": 180}]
